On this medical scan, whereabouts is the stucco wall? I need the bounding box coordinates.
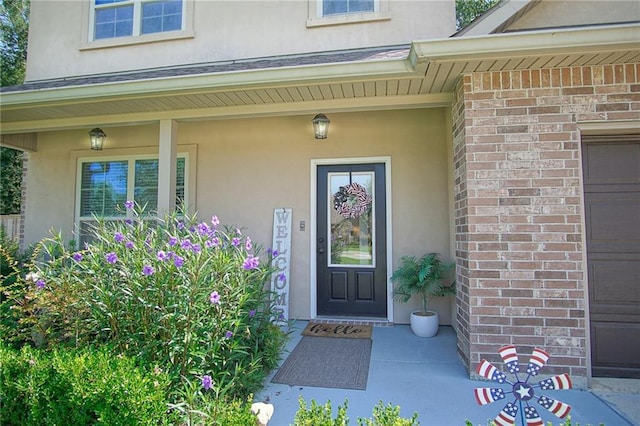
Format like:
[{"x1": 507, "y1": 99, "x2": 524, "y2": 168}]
[
  {"x1": 506, "y1": 1, "x2": 640, "y2": 31},
  {"x1": 26, "y1": 0, "x2": 455, "y2": 81},
  {"x1": 24, "y1": 108, "x2": 453, "y2": 323}
]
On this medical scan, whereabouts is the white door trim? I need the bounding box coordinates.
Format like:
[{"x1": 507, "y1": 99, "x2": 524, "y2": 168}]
[{"x1": 310, "y1": 156, "x2": 393, "y2": 322}]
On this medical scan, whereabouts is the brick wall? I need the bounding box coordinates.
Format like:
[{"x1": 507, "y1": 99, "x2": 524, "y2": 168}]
[{"x1": 453, "y1": 63, "x2": 640, "y2": 387}]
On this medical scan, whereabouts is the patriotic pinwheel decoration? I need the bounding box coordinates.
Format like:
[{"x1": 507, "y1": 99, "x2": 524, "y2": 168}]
[
  {"x1": 474, "y1": 345, "x2": 572, "y2": 426},
  {"x1": 333, "y1": 183, "x2": 372, "y2": 219}
]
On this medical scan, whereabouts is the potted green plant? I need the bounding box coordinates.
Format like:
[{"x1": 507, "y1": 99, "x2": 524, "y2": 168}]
[{"x1": 391, "y1": 252, "x2": 455, "y2": 337}]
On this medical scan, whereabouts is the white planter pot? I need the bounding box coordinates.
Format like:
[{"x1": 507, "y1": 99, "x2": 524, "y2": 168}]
[{"x1": 410, "y1": 310, "x2": 439, "y2": 337}]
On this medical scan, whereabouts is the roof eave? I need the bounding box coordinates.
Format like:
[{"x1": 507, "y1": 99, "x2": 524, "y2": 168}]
[
  {"x1": 413, "y1": 23, "x2": 640, "y2": 63},
  {"x1": 0, "y1": 57, "x2": 415, "y2": 108}
]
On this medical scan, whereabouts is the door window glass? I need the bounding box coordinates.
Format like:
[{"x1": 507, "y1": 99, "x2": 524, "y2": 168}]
[{"x1": 327, "y1": 171, "x2": 375, "y2": 266}]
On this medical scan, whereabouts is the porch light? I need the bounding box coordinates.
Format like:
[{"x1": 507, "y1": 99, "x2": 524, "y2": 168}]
[
  {"x1": 89, "y1": 128, "x2": 106, "y2": 150},
  {"x1": 312, "y1": 113, "x2": 330, "y2": 139}
]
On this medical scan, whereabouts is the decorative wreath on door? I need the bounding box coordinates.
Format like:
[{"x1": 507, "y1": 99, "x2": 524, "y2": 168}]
[{"x1": 333, "y1": 182, "x2": 372, "y2": 219}]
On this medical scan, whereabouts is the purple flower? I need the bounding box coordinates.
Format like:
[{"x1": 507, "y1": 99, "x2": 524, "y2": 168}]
[
  {"x1": 36, "y1": 279, "x2": 45, "y2": 289},
  {"x1": 180, "y1": 239, "x2": 192, "y2": 250},
  {"x1": 114, "y1": 232, "x2": 124, "y2": 243},
  {"x1": 142, "y1": 265, "x2": 155, "y2": 276},
  {"x1": 210, "y1": 291, "x2": 220, "y2": 304},
  {"x1": 125, "y1": 240, "x2": 134, "y2": 249},
  {"x1": 202, "y1": 375, "x2": 213, "y2": 391},
  {"x1": 279, "y1": 273, "x2": 286, "y2": 282},
  {"x1": 249, "y1": 309, "x2": 256, "y2": 318},
  {"x1": 124, "y1": 200, "x2": 135, "y2": 209},
  {"x1": 245, "y1": 237, "x2": 252, "y2": 251},
  {"x1": 243, "y1": 255, "x2": 260, "y2": 270},
  {"x1": 197, "y1": 222, "x2": 210, "y2": 236},
  {"x1": 272, "y1": 249, "x2": 279, "y2": 257},
  {"x1": 72, "y1": 252, "x2": 83, "y2": 262},
  {"x1": 174, "y1": 255, "x2": 184, "y2": 268},
  {"x1": 177, "y1": 221, "x2": 185, "y2": 230},
  {"x1": 211, "y1": 215, "x2": 220, "y2": 227},
  {"x1": 236, "y1": 228, "x2": 242, "y2": 235},
  {"x1": 125, "y1": 219, "x2": 134, "y2": 225},
  {"x1": 232, "y1": 237, "x2": 240, "y2": 247},
  {"x1": 168, "y1": 236, "x2": 178, "y2": 247},
  {"x1": 225, "y1": 331, "x2": 233, "y2": 339},
  {"x1": 157, "y1": 250, "x2": 168, "y2": 261},
  {"x1": 106, "y1": 252, "x2": 118, "y2": 264},
  {"x1": 191, "y1": 243, "x2": 201, "y2": 254}
]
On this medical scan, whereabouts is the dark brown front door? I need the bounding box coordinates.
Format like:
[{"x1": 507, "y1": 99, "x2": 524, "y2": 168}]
[
  {"x1": 316, "y1": 163, "x2": 387, "y2": 318},
  {"x1": 582, "y1": 136, "x2": 640, "y2": 378}
]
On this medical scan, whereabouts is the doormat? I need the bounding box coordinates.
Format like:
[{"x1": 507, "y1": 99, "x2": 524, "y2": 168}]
[
  {"x1": 302, "y1": 322, "x2": 372, "y2": 339},
  {"x1": 271, "y1": 336, "x2": 372, "y2": 390}
]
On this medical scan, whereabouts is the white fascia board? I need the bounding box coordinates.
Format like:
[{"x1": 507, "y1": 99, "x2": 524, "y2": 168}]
[
  {"x1": 412, "y1": 23, "x2": 640, "y2": 63},
  {"x1": 0, "y1": 58, "x2": 415, "y2": 108}
]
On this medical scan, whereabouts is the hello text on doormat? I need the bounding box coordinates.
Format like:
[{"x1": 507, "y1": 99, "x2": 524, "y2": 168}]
[{"x1": 302, "y1": 322, "x2": 372, "y2": 339}]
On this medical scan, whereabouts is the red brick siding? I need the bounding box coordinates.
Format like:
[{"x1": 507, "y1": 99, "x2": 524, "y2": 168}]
[{"x1": 453, "y1": 63, "x2": 640, "y2": 385}]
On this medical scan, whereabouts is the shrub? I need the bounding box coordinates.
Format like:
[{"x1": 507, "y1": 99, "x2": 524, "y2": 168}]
[
  {"x1": 0, "y1": 227, "x2": 34, "y2": 347},
  {"x1": 357, "y1": 401, "x2": 419, "y2": 426},
  {"x1": 0, "y1": 344, "x2": 176, "y2": 425},
  {"x1": 2, "y1": 203, "x2": 287, "y2": 403},
  {"x1": 294, "y1": 397, "x2": 350, "y2": 426},
  {"x1": 294, "y1": 398, "x2": 419, "y2": 426}
]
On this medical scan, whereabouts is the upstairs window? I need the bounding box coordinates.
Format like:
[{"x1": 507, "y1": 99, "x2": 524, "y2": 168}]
[
  {"x1": 323, "y1": 0, "x2": 374, "y2": 16},
  {"x1": 93, "y1": 0, "x2": 183, "y2": 40},
  {"x1": 307, "y1": 0, "x2": 389, "y2": 28}
]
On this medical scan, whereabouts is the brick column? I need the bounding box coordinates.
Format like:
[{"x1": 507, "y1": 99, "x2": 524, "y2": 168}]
[{"x1": 453, "y1": 63, "x2": 640, "y2": 387}]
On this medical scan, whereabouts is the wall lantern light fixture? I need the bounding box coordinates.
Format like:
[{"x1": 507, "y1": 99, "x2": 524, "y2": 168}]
[
  {"x1": 89, "y1": 128, "x2": 106, "y2": 150},
  {"x1": 312, "y1": 113, "x2": 330, "y2": 139}
]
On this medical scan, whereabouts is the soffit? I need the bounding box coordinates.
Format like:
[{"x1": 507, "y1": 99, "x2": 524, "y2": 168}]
[{"x1": 1, "y1": 24, "x2": 638, "y2": 134}]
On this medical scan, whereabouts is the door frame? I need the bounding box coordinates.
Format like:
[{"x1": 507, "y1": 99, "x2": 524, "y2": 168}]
[
  {"x1": 577, "y1": 120, "x2": 640, "y2": 383},
  {"x1": 310, "y1": 156, "x2": 393, "y2": 322}
]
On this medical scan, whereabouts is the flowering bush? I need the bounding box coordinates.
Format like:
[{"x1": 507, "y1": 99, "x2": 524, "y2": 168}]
[{"x1": 2, "y1": 203, "x2": 287, "y2": 403}]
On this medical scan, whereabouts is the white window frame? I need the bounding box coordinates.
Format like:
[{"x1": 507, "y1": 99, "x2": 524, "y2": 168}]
[
  {"x1": 75, "y1": 152, "x2": 190, "y2": 245},
  {"x1": 82, "y1": 0, "x2": 194, "y2": 49},
  {"x1": 307, "y1": 0, "x2": 390, "y2": 28}
]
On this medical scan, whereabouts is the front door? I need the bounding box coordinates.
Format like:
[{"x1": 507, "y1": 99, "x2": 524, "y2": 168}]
[{"x1": 316, "y1": 163, "x2": 387, "y2": 318}]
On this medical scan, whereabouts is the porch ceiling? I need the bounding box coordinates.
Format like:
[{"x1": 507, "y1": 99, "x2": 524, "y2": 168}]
[{"x1": 0, "y1": 23, "x2": 638, "y2": 134}]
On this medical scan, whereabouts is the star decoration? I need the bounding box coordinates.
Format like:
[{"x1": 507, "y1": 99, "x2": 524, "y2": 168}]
[
  {"x1": 515, "y1": 384, "x2": 531, "y2": 399},
  {"x1": 473, "y1": 346, "x2": 573, "y2": 426}
]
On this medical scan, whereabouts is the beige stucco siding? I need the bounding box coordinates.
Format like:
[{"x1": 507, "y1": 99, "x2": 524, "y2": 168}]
[
  {"x1": 506, "y1": 1, "x2": 640, "y2": 31},
  {"x1": 26, "y1": 0, "x2": 455, "y2": 81},
  {"x1": 24, "y1": 108, "x2": 452, "y2": 323}
]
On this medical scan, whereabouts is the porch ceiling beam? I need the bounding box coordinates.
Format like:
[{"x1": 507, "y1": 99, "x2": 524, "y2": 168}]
[
  {"x1": 0, "y1": 133, "x2": 38, "y2": 152},
  {"x1": 0, "y1": 93, "x2": 452, "y2": 134}
]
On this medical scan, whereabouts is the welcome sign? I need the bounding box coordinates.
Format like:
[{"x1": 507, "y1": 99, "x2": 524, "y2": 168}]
[{"x1": 271, "y1": 208, "x2": 292, "y2": 323}]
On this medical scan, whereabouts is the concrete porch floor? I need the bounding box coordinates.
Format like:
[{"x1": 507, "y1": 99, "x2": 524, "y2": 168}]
[{"x1": 256, "y1": 321, "x2": 638, "y2": 426}]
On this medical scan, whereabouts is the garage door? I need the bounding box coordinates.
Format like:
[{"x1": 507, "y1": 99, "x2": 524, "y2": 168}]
[{"x1": 582, "y1": 135, "x2": 640, "y2": 378}]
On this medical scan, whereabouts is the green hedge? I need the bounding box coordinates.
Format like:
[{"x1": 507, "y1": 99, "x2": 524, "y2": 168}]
[{"x1": 0, "y1": 344, "x2": 177, "y2": 425}]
